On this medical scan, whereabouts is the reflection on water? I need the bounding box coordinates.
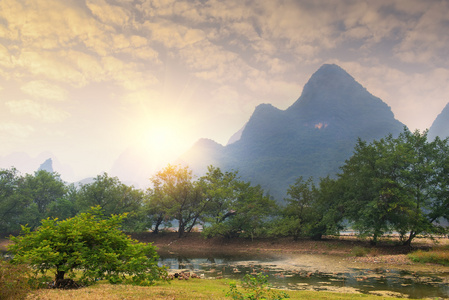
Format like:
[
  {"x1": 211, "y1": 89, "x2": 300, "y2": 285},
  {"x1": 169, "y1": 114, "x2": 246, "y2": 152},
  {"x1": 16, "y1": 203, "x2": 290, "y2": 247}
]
[{"x1": 159, "y1": 253, "x2": 449, "y2": 299}]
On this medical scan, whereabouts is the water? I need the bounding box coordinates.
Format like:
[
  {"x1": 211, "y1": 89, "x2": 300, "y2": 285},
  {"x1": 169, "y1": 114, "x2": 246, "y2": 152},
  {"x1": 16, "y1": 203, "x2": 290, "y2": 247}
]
[{"x1": 159, "y1": 253, "x2": 449, "y2": 299}]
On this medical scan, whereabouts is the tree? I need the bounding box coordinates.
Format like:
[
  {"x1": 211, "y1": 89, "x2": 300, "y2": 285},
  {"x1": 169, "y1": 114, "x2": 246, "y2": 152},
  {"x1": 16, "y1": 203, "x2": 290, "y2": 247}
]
[
  {"x1": 199, "y1": 166, "x2": 239, "y2": 227},
  {"x1": 0, "y1": 168, "x2": 25, "y2": 233},
  {"x1": 395, "y1": 130, "x2": 449, "y2": 245},
  {"x1": 276, "y1": 177, "x2": 319, "y2": 240},
  {"x1": 8, "y1": 206, "x2": 164, "y2": 286},
  {"x1": 46, "y1": 184, "x2": 79, "y2": 221},
  {"x1": 202, "y1": 178, "x2": 276, "y2": 239},
  {"x1": 19, "y1": 170, "x2": 68, "y2": 229},
  {"x1": 76, "y1": 173, "x2": 145, "y2": 231},
  {"x1": 272, "y1": 176, "x2": 345, "y2": 240},
  {"x1": 339, "y1": 136, "x2": 403, "y2": 244},
  {"x1": 338, "y1": 129, "x2": 449, "y2": 245},
  {"x1": 148, "y1": 165, "x2": 204, "y2": 237}
]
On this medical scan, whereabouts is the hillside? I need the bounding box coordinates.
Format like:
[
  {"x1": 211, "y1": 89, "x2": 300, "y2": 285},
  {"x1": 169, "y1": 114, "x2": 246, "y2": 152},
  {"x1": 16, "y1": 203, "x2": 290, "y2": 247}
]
[
  {"x1": 429, "y1": 102, "x2": 449, "y2": 140},
  {"x1": 180, "y1": 64, "x2": 406, "y2": 201}
]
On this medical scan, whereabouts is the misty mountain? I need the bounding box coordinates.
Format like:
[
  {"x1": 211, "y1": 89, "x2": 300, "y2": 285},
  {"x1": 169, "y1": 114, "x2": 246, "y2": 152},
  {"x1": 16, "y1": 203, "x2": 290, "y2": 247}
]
[
  {"x1": 0, "y1": 152, "x2": 75, "y2": 180},
  {"x1": 38, "y1": 158, "x2": 54, "y2": 173},
  {"x1": 180, "y1": 64, "x2": 406, "y2": 201},
  {"x1": 428, "y1": 102, "x2": 449, "y2": 140}
]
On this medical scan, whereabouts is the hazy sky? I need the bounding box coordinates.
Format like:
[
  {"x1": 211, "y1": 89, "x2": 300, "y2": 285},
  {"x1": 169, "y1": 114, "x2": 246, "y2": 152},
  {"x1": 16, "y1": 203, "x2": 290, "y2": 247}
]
[{"x1": 1, "y1": 0, "x2": 449, "y2": 184}]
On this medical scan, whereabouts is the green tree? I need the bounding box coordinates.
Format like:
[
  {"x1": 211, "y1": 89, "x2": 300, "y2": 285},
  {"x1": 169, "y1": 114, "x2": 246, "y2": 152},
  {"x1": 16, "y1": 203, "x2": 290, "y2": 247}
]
[
  {"x1": 148, "y1": 165, "x2": 204, "y2": 237},
  {"x1": 339, "y1": 136, "x2": 403, "y2": 244},
  {"x1": 46, "y1": 184, "x2": 79, "y2": 221},
  {"x1": 395, "y1": 130, "x2": 449, "y2": 245},
  {"x1": 275, "y1": 177, "x2": 319, "y2": 240},
  {"x1": 338, "y1": 129, "x2": 449, "y2": 245},
  {"x1": 20, "y1": 170, "x2": 68, "y2": 229},
  {"x1": 199, "y1": 166, "x2": 239, "y2": 227},
  {"x1": 203, "y1": 179, "x2": 276, "y2": 239},
  {"x1": 144, "y1": 183, "x2": 172, "y2": 234},
  {"x1": 272, "y1": 176, "x2": 344, "y2": 240},
  {"x1": 8, "y1": 206, "x2": 164, "y2": 286},
  {"x1": 76, "y1": 173, "x2": 145, "y2": 231},
  {"x1": 310, "y1": 176, "x2": 346, "y2": 239},
  {"x1": 0, "y1": 168, "x2": 26, "y2": 233}
]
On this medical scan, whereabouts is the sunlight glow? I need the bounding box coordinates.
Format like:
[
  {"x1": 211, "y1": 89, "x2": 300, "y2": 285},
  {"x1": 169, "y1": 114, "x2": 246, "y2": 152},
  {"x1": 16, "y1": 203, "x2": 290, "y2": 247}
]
[{"x1": 143, "y1": 124, "x2": 185, "y2": 165}]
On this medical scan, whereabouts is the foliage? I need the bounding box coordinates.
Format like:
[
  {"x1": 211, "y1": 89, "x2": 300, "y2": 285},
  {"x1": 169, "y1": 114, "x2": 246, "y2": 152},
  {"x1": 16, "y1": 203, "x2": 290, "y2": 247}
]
[
  {"x1": 200, "y1": 166, "x2": 240, "y2": 227},
  {"x1": 202, "y1": 170, "x2": 277, "y2": 239},
  {"x1": 337, "y1": 129, "x2": 449, "y2": 245},
  {"x1": 408, "y1": 249, "x2": 449, "y2": 266},
  {"x1": 147, "y1": 165, "x2": 204, "y2": 237},
  {"x1": 0, "y1": 260, "x2": 33, "y2": 300},
  {"x1": 277, "y1": 177, "x2": 319, "y2": 240},
  {"x1": 226, "y1": 273, "x2": 289, "y2": 300},
  {"x1": 0, "y1": 168, "x2": 25, "y2": 233},
  {"x1": 8, "y1": 206, "x2": 165, "y2": 286},
  {"x1": 272, "y1": 176, "x2": 345, "y2": 240},
  {"x1": 20, "y1": 170, "x2": 68, "y2": 228},
  {"x1": 0, "y1": 168, "x2": 70, "y2": 233},
  {"x1": 76, "y1": 173, "x2": 145, "y2": 231}
]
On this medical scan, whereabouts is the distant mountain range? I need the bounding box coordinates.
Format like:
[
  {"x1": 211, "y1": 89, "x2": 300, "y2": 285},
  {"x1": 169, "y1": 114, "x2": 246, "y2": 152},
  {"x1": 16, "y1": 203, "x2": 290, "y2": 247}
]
[
  {"x1": 180, "y1": 64, "x2": 408, "y2": 201},
  {"x1": 2, "y1": 64, "x2": 448, "y2": 197}
]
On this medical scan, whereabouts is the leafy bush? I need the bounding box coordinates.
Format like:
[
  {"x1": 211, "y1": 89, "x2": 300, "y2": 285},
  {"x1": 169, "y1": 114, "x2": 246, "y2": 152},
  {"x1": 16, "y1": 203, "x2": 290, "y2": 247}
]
[
  {"x1": 408, "y1": 249, "x2": 449, "y2": 266},
  {"x1": 227, "y1": 273, "x2": 289, "y2": 300},
  {"x1": 0, "y1": 260, "x2": 32, "y2": 300},
  {"x1": 8, "y1": 206, "x2": 166, "y2": 286}
]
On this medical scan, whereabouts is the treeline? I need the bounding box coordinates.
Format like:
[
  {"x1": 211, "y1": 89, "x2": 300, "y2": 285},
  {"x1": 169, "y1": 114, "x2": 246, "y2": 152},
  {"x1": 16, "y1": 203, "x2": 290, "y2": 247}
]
[{"x1": 1, "y1": 129, "x2": 449, "y2": 246}]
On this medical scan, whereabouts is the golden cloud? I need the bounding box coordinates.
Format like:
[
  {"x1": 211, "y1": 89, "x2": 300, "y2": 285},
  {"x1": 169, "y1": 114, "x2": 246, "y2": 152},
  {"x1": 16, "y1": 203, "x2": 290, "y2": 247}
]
[
  {"x1": 21, "y1": 80, "x2": 68, "y2": 101},
  {"x1": 5, "y1": 99, "x2": 70, "y2": 123}
]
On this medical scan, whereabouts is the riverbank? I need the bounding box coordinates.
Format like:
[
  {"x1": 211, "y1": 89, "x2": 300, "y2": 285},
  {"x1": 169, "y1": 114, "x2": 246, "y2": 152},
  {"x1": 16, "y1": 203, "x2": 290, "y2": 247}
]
[
  {"x1": 129, "y1": 232, "x2": 449, "y2": 273},
  {"x1": 4, "y1": 233, "x2": 449, "y2": 299},
  {"x1": 3, "y1": 232, "x2": 449, "y2": 270}
]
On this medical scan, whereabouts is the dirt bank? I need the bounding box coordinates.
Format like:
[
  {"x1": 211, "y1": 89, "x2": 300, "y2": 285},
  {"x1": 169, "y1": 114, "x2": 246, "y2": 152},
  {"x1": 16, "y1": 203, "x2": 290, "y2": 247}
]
[
  {"x1": 130, "y1": 232, "x2": 449, "y2": 273},
  {"x1": 3, "y1": 232, "x2": 448, "y2": 270},
  {"x1": 130, "y1": 232, "x2": 440, "y2": 255}
]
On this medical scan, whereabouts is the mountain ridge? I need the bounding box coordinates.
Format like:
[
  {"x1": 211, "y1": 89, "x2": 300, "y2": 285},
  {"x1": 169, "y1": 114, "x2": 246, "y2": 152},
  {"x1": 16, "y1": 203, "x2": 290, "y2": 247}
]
[{"x1": 181, "y1": 64, "x2": 406, "y2": 200}]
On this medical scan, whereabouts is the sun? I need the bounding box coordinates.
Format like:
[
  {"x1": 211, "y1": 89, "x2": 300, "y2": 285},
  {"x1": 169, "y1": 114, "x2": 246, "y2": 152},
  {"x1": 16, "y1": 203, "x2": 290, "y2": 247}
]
[{"x1": 143, "y1": 125, "x2": 184, "y2": 164}]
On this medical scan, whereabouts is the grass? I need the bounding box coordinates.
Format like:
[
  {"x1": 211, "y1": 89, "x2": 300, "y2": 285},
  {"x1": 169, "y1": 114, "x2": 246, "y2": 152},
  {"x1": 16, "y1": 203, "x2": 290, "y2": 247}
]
[
  {"x1": 408, "y1": 248, "x2": 449, "y2": 266},
  {"x1": 351, "y1": 246, "x2": 371, "y2": 257},
  {"x1": 25, "y1": 279, "x2": 420, "y2": 300}
]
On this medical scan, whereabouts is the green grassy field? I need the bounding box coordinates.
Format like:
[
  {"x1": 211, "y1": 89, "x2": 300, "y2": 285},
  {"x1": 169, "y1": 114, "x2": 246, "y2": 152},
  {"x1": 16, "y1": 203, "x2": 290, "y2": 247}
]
[{"x1": 25, "y1": 279, "x2": 417, "y2": 300}]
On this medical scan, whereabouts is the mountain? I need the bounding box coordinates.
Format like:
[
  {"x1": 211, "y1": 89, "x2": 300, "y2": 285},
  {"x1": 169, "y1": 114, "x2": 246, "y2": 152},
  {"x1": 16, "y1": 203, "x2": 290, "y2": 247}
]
[
  {"x1": 0, "y1": 152, "x2": 75, "y2": 180},
  {"x1": 428, "y1": 102, "x2": 449, "y2": 140},
  {"x1": 180, "y1": 64, "x2": 406, "y2": 201},
  {"x1": 38, "y1": 158, "x2": 54, "y2": 173}
]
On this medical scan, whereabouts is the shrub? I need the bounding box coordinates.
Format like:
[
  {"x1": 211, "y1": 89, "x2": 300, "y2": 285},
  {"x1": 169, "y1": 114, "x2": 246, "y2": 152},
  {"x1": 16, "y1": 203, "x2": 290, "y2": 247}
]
[
  {"x1": 0, "y1": 260, "x2": 32, "y2": 300},
  {"x1": 8, "y1": 206, "x2": 166, "y2": 286}
]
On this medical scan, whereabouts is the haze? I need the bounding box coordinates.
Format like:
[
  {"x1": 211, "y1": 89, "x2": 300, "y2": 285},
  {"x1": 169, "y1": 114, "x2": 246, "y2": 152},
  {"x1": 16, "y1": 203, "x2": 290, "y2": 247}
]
[{"x1": 1, "y1": 0, "x2": 448, "y2": 185}]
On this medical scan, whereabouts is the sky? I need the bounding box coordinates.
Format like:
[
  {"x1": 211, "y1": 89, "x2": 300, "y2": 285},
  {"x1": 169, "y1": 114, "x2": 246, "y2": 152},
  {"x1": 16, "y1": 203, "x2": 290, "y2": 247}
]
[{"x1": 1, "y1": 0, "x2": 449, "y2": 185}]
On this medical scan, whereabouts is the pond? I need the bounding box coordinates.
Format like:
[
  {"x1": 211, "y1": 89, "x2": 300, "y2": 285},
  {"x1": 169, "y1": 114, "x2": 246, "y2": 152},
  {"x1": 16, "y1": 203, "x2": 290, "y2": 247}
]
[{"x1": 159, "y1": 252, "x2": 449, "y2": 299}]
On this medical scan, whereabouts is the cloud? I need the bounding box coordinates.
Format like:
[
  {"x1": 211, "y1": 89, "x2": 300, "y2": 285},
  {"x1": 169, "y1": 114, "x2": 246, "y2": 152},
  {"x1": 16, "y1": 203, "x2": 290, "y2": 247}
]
[
  {"x1": 21, "y1": 80, "x2": 68, "y2": 101},
  {"x1": 394, "y1": 1, "x2": 449, "y2": 67},
  {"x1": 5, "y1": 99, "x2": 70, "y2": 123},
  {"x1": 86, "y1": 0, "x2": 131, "y2": 27},
  {"x1": 0, "y1": 122, "x2": 35, "y2": 138}
]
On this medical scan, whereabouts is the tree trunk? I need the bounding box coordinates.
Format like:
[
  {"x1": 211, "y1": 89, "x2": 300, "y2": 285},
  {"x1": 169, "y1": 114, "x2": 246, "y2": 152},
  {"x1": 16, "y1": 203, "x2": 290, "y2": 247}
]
[
  {"x1": 403, "y1": 231, "x2": 416, "y2": 246},
  {"x1": 153, "y1": 217, "x2": 163, "y2": 234},
  {"x1": 178, "y1": 221, "x2": 185, "y2": 238},
  {"x1": 55, "y1": 270, "x2": 65, "y2": 281}
]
